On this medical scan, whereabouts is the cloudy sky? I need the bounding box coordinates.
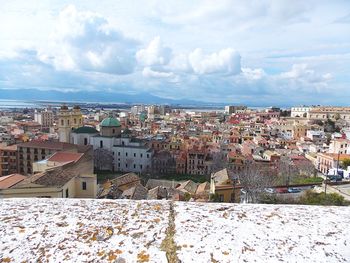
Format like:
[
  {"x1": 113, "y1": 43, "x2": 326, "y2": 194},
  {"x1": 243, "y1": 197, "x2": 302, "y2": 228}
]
[{"x1": 0, "y1": 0, "x2": 350, "y2": 105}]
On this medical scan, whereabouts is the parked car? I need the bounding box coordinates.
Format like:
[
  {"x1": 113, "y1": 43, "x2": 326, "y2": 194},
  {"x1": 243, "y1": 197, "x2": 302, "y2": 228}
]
[
  {"x1": 276, "y1": 187, "x2": 288, "y2": 193},
  {"x1": 287, "y1": 187, "x2": 301, "y2": 193},
  {"x1": 327, "y1": 175, "x2": 342, "y2": 182},
  {"x1": 264, "y1": 188, "x2": 275, "y2": 194}
]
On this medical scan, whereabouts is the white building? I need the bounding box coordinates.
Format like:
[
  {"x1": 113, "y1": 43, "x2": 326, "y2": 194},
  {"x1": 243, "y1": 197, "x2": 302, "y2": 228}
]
[
  {"x1": 73, "y1": 117, "x2": 153, "y2": 173},
  {"x1": 329, "y1": 139, "x2": 350, "y2": 155},
  {"x1": 34, "y1": 108, "x2": 54, "y2": 127},
  {"x1": 291, "y1": 106, "x2": 311, "y2": 118}
]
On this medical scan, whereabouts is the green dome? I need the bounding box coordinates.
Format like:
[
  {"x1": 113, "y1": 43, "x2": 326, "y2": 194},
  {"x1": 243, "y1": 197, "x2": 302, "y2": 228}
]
[
  {"x1": 73, "y1": 126, "x2": 98, "y2": 134},
  {"x1": 139, "y1": 112, "x2": 147, "y2": 122},
  {"x1": 100, "y1": 117, "x2": 121, "y2": 127}
]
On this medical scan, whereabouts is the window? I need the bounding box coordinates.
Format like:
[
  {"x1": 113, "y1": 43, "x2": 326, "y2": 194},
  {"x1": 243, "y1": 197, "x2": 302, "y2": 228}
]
[
  {"x1": 84, "y1": 138, "x2": 88, "y2": 145},
  {"x1": 82, "y1": 182, "x2": 87, "y2": 190},
  {"x1": 61, "y1": 120, "x2": 64, "y2": 126},
  {"x1": 147, "y1": 154, "x2": 149, "y2": 158},
  {"x1": 100, "y1": 140, "x2": 103, "y2": 148},
  {"x1": 140, "y1": 153, "x2": 143, "y2": 158},
  {"x1": 126, "y1": 152, "x2": 128, "y2": 157},
  {"x1": 113, "y1": 129, "x2": 115, "y2": 134},
  {"x1": 65, "y1": 189, "x2": 69, "y2": 198},
  {"x1": 140, "y1": 164, "x2": 143, "y2": 169},
  {"x1": 67, "y1": 120, "x2": 70, "y2": 125},
  {"x1": 134, "y1": 164, "x2": 136, "y2": 168},
  {"x1": 118, "y1": 152, "x2": 120, "y2": 156},
  {"x1": 74, "y1": 118, "x2": 77, "y2": 124},
  {"x1": 134, "y1": 153, "x2": 136, "y2": 157}
]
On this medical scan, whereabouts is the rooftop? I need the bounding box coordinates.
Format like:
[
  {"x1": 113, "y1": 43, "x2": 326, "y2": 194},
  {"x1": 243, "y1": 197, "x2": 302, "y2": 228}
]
[
  {"x1": 0, "y1": 174, "x2": 26, "y2": 189},
  {"x1": 100, "y1": 117, "x2": 121, "y2": 127},
  {"x1": 72, "y1": 126, "x2": 98, "y2": 134},
  {"x1": 0, "y1": 199, "x2": 349, "y2": 262}
]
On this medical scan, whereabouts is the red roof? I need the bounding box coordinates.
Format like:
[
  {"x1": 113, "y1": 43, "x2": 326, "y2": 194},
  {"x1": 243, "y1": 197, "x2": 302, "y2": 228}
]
[
  {"x1": 48, "y1": 152, "x2": 83, "y2": 164},
  {"x1": 0, "y1": 174, "x2": 26, "y2": 189}
]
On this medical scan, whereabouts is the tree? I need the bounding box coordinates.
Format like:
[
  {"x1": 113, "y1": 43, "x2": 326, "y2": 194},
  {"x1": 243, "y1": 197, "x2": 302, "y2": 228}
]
[
  {"x1": 324, "y1": 118, "x2": 336, "y2": 133},
  {"x1": 94, "y1": 148, "x2": 114, "y2": 171},
  {"x1": 236, "y1": 163, "x2": 276, "y2": 203},
  {"x1": 341, "y1": 158, "x2": 350, "y2": 170}
]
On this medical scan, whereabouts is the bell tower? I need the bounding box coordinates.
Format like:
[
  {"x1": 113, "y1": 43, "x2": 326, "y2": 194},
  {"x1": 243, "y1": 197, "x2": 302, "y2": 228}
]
[{"x1": 58, "y1": 105, "x2": 83, "y2": 143}]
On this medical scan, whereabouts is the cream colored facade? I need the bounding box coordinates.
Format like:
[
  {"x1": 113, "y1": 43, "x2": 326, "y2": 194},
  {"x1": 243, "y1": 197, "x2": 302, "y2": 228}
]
[
  {"x1": 308, "y1": 107, "x2": 350, "y2": 122},
  {"x1": 0, "y1": 174, "x2": 97, "y2": 198},
  {"x1": 329, "y1": 139, "x2": 350, "y2": 155},
  {"x1": 291, "y1": 106, "x2": 311, "y2": 118}
]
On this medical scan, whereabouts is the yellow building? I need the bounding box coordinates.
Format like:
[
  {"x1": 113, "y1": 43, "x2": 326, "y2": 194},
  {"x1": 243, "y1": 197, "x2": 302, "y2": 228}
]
[
  {"x1": 0, "y1": 148, "x2": 97, "y2": 198},
  {"x1": 58, "y1": 105, "x2": 83, "y2": 143},
  {"x1": 210, "y1": 168, "x2": 241, "y2": 202}
]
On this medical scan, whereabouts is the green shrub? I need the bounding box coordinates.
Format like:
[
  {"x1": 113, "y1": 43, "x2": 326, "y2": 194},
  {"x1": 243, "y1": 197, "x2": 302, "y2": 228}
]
[{"x1": 299, "y1": 190, "x2": 346, "y2": 206}]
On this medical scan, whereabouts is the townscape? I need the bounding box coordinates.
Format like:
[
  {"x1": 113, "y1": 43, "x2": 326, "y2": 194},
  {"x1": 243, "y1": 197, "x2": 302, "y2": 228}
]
[
  {"x1": 1, "y1": 1, "x2": 350, "y2": 262},
  {"x1": 1, "y1": 103, "x2": 350, "y2": 204}
]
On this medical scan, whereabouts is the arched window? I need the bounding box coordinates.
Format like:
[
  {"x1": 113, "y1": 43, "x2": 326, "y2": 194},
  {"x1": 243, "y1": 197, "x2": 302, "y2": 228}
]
[{"x1": 84, "y1": 138, "x2": 88, "y2": 145}]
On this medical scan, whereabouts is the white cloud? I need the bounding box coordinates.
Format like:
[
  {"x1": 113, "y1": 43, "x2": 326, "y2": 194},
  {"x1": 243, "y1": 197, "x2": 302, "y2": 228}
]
[
  {"x1": 38, "y1": 5, "x2": 137, "y2": 74},
  {"x1": 279, "y1": 64, "x2": 332, "y2": 83},
  {"x1": 242, "y1": 68, "x2": 266, "y2": 80},
  {"x1": 136, "y1": 36, "x2": 172, "y2": 66},
  {"x1": 188, "y1": 48, "x2": 241, "y2": 75},
  {"x1": 142, "y1": 67, "x2": 174, "y2": 78}
]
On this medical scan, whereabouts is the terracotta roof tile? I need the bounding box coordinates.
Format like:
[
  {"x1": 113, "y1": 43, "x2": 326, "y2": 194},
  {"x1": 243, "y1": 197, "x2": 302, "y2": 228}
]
[
  {"x1": 0, "y1": 174, "x2": 26, "y2": 189},
  {"x1": 48, "y1": 152, "x2": 83, "y2": 163}
]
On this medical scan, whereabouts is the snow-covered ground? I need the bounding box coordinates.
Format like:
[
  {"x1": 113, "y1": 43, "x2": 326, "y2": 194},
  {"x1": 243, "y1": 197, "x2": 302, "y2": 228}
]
[
  {"x1": 1, "y1": 199, "x2": 350, "y2": 263},
  {"x1": 0, "y1": 199, "x2": 169, "y2": 262},
  {"x1": 174, "y1": 202, "x2": 350, "y2": 263}
]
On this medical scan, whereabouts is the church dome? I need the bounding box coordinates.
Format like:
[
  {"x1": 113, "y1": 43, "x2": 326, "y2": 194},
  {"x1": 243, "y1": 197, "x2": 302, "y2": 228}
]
[{"x1": 100, "y1": 117, "x2": 121, "y2": 127}]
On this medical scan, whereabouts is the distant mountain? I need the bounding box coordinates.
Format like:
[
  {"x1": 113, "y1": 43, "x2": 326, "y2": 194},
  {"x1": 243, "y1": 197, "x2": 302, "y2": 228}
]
[{"x1": 0, "y1": 88, "x2": 204, "y2": 105}]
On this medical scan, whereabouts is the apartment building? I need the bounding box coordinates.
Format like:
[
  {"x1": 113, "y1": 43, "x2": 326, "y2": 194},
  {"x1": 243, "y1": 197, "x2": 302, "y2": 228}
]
[
  {"x1": 308, "y1": 107, "x2": 350, "y2": 122},
  {"x1": 17, "y1": 141, "x2": 84, "y2": 175},
  {"x1": 34, "y1": 108, "x2": 54, "y2": 128},
  {"x1": 0, "y1": 145, "x2": 18, "y2": 176},
  {"x1": 0, "y1": 149, "x2": 96, "y2": 198},
  {"x1": 317, "y1": 153, "x2": 350, "y2": 174},
  {"x1": 329, "y1": 139, "x2": 350, "y2": 154}
]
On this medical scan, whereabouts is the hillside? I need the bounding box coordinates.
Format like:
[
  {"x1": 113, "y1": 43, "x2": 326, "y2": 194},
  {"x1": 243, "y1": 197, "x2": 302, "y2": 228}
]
[{"x1": 0, "y1": 199, "x2": 349, "y2": 262}]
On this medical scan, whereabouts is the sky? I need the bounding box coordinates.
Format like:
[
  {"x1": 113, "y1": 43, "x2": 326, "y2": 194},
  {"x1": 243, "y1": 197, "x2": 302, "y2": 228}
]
[{"x1": 0, "y1": 0, "x2": 350, "y2": 106}]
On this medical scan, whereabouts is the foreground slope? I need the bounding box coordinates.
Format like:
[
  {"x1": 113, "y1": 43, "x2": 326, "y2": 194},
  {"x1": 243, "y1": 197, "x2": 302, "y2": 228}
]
[{"x1": 0, "y1": 199, "x2": 349, "y2": 263}]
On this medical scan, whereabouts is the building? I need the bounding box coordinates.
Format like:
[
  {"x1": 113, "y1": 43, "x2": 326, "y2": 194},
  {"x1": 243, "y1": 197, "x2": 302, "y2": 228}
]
[
  {"x1": 34, "y1": 108, "x2": 54, "y2": 128},
  {"x1": 317, "y1": 153, "x2": 350, "y2": 174},
  {"x1": 329, "y1": 139, "x2": 350, "y2": 155},
  {"x1": 0, "y1": 174, "x2": 26, "y2": 190},
  {"x1": 151, "y1": 150, "x2": 176, "y2": 175},
  {"x1": 291, "y1": 106, "x2": 311, "y2": 118},
  {"x1": 210, "y1": 168, "x2": 240, "y2": 202},
  {"x1": 0, "y1": 145, "x2": 18, "y2": 176},
  {"x1": 224, "y1": 105, "x2": 247, "y2": 115},
  {"x1": 0, "y1": 148, "x2": 96, "y2": 198},
  {"x1": 71, "y1": 126, "x2": 99, "y2": 145},
  {"x1": 187, "y1": 147, "x2": 212, "y2": 176},
  {"x1": 77, "y1": 117, "x2": 154, "y2": 173},
  {"x1": 308, "y1": 106, "x2": 350, "y2": 122},
  {"x1": 58, "y1": 105, "x2": 83, "y2": 143},
  {"x1": 17, "y1": 140, "x2": 87, "y2": 175}
]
